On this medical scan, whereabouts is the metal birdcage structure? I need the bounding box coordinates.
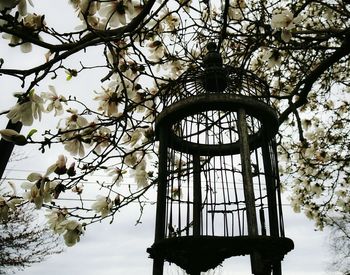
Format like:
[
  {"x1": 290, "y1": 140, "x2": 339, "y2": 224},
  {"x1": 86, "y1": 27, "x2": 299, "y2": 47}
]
[{"x1": 147, "y1": 43, "x2": 294, "y2": 275}]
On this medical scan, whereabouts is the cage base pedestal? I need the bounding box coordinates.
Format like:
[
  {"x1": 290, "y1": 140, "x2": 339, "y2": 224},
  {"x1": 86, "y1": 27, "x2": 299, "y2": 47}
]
[{"x1": 147, "y1": 235, "x2": 294, "y2": 274}]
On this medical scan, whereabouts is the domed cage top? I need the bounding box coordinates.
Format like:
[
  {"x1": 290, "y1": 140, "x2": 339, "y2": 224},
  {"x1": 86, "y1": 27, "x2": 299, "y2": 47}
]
[{"x1": 149, "y1": 46, "x2": 293, "y2": 275}]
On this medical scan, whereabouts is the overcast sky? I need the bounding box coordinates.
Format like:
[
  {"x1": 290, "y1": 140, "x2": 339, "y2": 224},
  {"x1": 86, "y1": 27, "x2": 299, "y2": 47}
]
[{"x1": 0, "y1": 1, "x2": 342, "y2": 275}]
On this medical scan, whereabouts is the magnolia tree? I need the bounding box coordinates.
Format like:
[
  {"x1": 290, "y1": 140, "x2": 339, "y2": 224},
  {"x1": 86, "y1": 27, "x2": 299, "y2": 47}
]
[{"x1": 0, "y1": 0, "x2": 349, "y2": 247}]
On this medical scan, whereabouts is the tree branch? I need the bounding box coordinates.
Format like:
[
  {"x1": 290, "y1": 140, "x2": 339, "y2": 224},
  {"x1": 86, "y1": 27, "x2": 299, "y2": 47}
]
[{"x1": 278, "y1": 30, "x2": 350, "y2": 125}]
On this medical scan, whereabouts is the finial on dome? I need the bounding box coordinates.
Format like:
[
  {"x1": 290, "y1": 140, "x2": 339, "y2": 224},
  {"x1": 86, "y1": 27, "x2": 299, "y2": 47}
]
[{"x1": 203, "y1": 42, "x2": 223, "y2": 69}]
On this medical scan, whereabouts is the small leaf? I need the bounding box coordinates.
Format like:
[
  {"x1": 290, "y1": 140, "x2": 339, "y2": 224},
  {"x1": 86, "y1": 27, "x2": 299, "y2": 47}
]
[{"x1": 27, "y1": 129, "x2": 37, "y2": 139}]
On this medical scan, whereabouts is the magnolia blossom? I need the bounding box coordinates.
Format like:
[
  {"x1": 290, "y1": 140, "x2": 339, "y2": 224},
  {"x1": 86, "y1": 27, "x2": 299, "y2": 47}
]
[
  {"x1": 41, "y1": 86, "x2": 67, "y2": 116},
  {"x1": 46, "y1": 210, "x2": 67, "y2": 234},
  {"x1": 99, "y1": 0, "x2": 138, "y2": 27},
  {"x1": 271, "y1": 9, "x2": 301, "y2": 42},
  {"x1": 262, "y1": 49, "x2": 282, "y2": 68},
  {"x1": 271, "y1": 9, "x2": 297, "y2": 29},
  {"x1": 0, "y1": 129, "x2": 27, "y2": 145},
  {"x1": 64, "y1": 138, "x2": 85, "y2": 157},
  {"x1": 228, "y1": 7, "x2": 243, "y2": 20},
  {"x1": 0, "y1": 196, "x2": 22, "y2": 221},
  {"x1": 147, "y1": 41, "x2": 164, "y2": 61},
  {"x1": 72, "y1": 184, "x2": 84, "y2": 194},
  {"x1": 18, "y1": 0, "x2": 33, "y2": 16},
  {"x1": 21, "y1": 172, "x2": 58, "y2": 209},
  {"x1": 94, "y1": 87, "x2": 122, "y2": 117},
  {"x1": 78, "y1": 0, "x2": 100, "y2": 16},
  {"x1": 130, "y1": 160, "x2": 149, "y2": 188},
  {"x1": 23, "y1": 13, "x2": 45, "y2": 30},
  {"x1": 93, "y1": 127, "x2": 111, "y2": 154},
  {"x1": 91, "y1": 195, "x2": 113, "y2": 217},
  {"x1": 65, "y1": 108, "x2": 89, "y2": 129},
  {"x1": 99, "y1": 1, "x2": 126, "y2": 27},
  {"x1": 124, "y1": 151, "x2": 141, "y2": 167},
  {"x1": 161, "y1": 9, "x2": 180, "y2": 31},
  {"x1": 7, "y1": 91, "x2": 44, "y2": 126},
  {"x1": 46, "y1": 155, "x2": 68, "y2": 175},
  {"x1": 122, "y1": 128, "x2": 143, "y2": 147},
  {"x1": 60, "y1": 220, "x2": 84, "y2": 247},
  {"x1": 108, "y1": 167, "x2": 126, "y2": 185}
]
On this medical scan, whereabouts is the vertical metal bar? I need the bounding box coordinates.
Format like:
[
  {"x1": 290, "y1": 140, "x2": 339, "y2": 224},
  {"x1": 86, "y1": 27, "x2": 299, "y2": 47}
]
[
  {"x1": 237, "y1": 109, "x2": 265, "y2": 275},
  {"x1": 261, "y1": 139, "x2": 279, "y2": 238},
  {"x1": 193, "y1": 154, "x2": 202, "y2": 236},
  {"x1": 153, "y1": 128, "x2": 168, "y2": 275},
  {"x1": 237, "y1": 109, "x2": 258, "y2": 236}
]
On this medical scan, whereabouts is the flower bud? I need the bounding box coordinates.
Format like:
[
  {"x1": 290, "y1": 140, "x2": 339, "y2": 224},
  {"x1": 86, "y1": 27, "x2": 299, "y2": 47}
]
[{"x1": 0, "y1": 129, "x2": 27, "y2": 145}]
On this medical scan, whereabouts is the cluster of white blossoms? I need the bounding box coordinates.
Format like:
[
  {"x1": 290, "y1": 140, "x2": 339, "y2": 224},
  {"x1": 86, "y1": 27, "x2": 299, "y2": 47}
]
[
  {"x1": 5, "y1": 86, "x2": 67, "y2": 127},
  {"x1": 70, "y1": 0, "x2": 142, "y2": 30},
  {"x1": 46, "y1": 210, "x2": 84, "y2": 247},
  {"x1": 0, "y1": 1, "x2": 46, "y2": 53},
  {"x1": 270, "y1": 9, "x2": 302, "y2": 42}
]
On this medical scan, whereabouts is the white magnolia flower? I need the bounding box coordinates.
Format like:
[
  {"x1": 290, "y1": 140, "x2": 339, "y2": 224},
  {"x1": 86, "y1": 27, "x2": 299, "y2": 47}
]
[
  {"x1": 130, "y1": 160, "x2": 149, "y2": 188},
  {"x1": 0, "y1": 197, "x2": 21, "y2": 221},
  {"x1": 21, "y1": 173, "x2": 58, "y2": 209},
  {"x1": 46, "y1": 155, "x2": 68, "y2": 175},
  {"x1": 228, "y1": 7, "x2": 243, "y2": 20},
  {"x1": 162, "y1": 10, "x2": 180, "y2": 31},
  {"x1": 60, "y1": 220, "x2": 83, "y2": 247},
  {"x1": 41, "y1": 86, "x2": 67, "y2": 116},
  {"x1": 7, "y1": 91, "x2": 44, "y2": 126},
  {"x1": 108, "y1": 167, "x2": 126, "y2": 185},
  {"x1": 123, "y1": 128, "x2": 143, "y2": 147},
  {"x1": 147, "y1": 41, "x2": 164, "y2": 61},
  {"x1": 124, "y1": 151, "x2": 140, "y2": 167},
  {"x1": 271, "y1": 9, "x2": 301, "y2": 42},
  {"x1": 271, "y1": 9, "x2": 297, "y2": 30},
  {"x1": 18, "y1": 0, "x2": 34, "y2": 16},
  {"x1": 23, "y1": 13, "x2": 44, "y2": 30},
  {"x1": 310, "y1": 183, "x2": 323, "y2": 197},
  {"x1": 46, "y1": 210, "x2": 67, "y2": 234},
  {"x1": 64, "y1": 138, "x2": 85, "y2": 157},
  {"x1": 65, "y1": 108, "x2": 89, "y2": 128},
  {"x1": 0, "y1": 196, "x2": 10, "y2": 221},
  {"x1": 93, "y1": 127, "x2": 111, "y2": 154},
  {"x1": 99, "y1": 1, "x2": 126, "y2": 27},
  {"x1": 75, "y1": 15, "x2": 106, "y2": 30},
  {"x1": 94, "y1": 87, "x2": 122, "y2": 117},
  {"x1": 262, "y1": 49, "x2": 282, "y2": 68},
  {"x1": 91, "y1": 195, "x2": 113, "y2": 217},
  {"x1": 79, "y1": 0, "x2": 100, "y2": 16},
  {"x1": 99, "y1": 0, "x2": 138, "y2": 26}
]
